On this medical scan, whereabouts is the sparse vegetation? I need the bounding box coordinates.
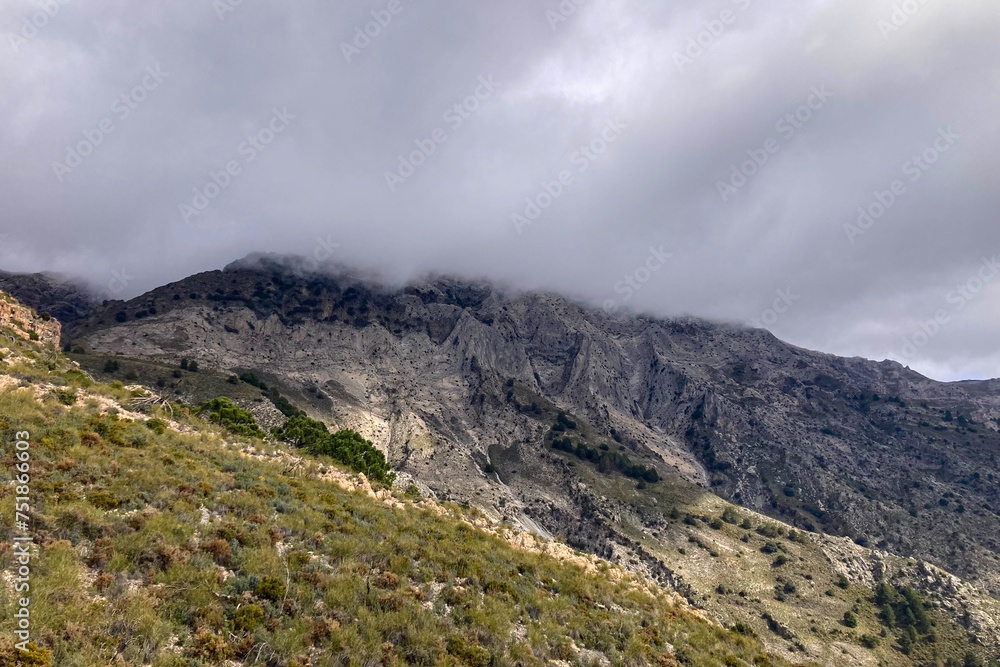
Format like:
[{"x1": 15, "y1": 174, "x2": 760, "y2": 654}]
[
  {"x1": 273, "y1": 413, "x2": 395, "y2": 485},
  {"x1": 198, "y1": 396, "x2": 266, "y2": 438},
  {"x1": 549, "y1": 432, "x2": 659, "y2": 483}
]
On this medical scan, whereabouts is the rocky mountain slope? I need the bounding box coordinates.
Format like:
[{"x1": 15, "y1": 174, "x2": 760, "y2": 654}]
[
  {"x1": 2, "y1": 301, "x2": 803, "y2": 667},
  {"x1": 2, "y1": 257, "x2": 999, "y2": 664},
  {"x1": 0, "y1": 290, "x2": 996, "y2": 666},
  {"x1": 54, "y1": 257, "x2": 1000, "y2": 591},
  {"x1": 0, "y1": 270, "x2": 96, "y2": 327}
]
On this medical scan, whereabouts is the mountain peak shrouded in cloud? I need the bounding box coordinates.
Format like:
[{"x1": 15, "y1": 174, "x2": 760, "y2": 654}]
[{"x1": 1, "y1": 0, "x2": 998, "y2": 381}]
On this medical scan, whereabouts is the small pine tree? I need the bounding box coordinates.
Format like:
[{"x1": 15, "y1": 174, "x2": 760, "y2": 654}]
[
  {"x1": 198, "y1": 397, "x2": 265, "y2": 438},
  {"x1": 898, "y1": 631, "x2": 913, "y2": 655},
  {"x1": 880, "y1": 603, "x2": 896, "y2": 628},
  {"x1": 875, "y1": 582, "x2": 893, "y2": 605}
]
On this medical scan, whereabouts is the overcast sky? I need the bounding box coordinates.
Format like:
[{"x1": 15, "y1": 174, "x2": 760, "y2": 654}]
[{"x1": 1, "y1": 0, "x2": 998, "y2": 381}]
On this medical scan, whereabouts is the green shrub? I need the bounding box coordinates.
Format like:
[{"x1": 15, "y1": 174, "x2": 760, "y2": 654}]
[
  {"x1": 446, "y1": 635, "x2": 491, "y2": 667},
  {"x1": 483, "y1": 579, "x2": 519, "y2": 602},
  {"x1": 146, "y1": 418, "x2": 168, "y2": 435},
  {"x1": 288, "y1": 551, "x2": 311, "y2": 569},
  {"x1": 239, "y1": 372, "x2": 266, "y2": 389},
  {"x1": 963, "y1": 652, "x2": 983, "y2": 667},
  {"x1": 87, "y1": 491, "x2": 120, "y2": 510},
  {"x1": 254, "y1": 576, "x2": 286, "y2": 603},
  {"x1": 899, "y1": 627, "x2": 917, "y2": 654},
  {"x1": 273, "y1": 415, "x2": 395, "y2": 485},
  {"x1": 233, "y1": 604, "x2": 264, "y2": 632},
  {"x1": 874, "y1": 583, "x2": 930, "y2": 634},
  {"x1": 51, "y1": 389, "x2": 77, "y2": 405},
  {"x1": 88, "y1": 414, "x2": 128, "y2": 445},
  {"x1": 556, "y1": 413, "x2": 577, "y2": 429},
  {"x1": 843, "y1": 611, "x2": 858, "y2": 628},
  {"x1": 1, "y1": 641, "x2": 51, "y2": 665},
  {"x1": 198, "y1": 397, "x2": 265, "y2": 438},
  {"x1": 757, "y1": 524, "x2": 779, "y2": 538},
  {"x1": 190, "y1": 629, "x2": 232, "y2": 661},
  {"x1": 269, "y1": 393, "x2": 299, "y2": 417}
]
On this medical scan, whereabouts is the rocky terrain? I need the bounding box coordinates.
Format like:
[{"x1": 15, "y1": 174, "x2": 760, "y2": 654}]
[
  {"x1": 0, "y1": 270, "x2": 95, "y2": 327},
  {"x1": 0, "y1": 292, "x2": 62, "y2": 348},
  {"x1": 2, "y1": 257, "x2": 999, "y2": 664},
  {"x1": 3, "y1": 302, "x2": 803, "y2": 667}
]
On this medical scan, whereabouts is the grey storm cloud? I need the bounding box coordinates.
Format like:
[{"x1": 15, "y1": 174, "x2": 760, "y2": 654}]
[{"x1": 1, "y1": 0, "x2": 998, "y2": 381}]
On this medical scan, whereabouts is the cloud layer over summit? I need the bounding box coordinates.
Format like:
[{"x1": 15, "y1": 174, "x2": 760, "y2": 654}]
[{"x1": 1, "y1": 0, "x2": 999, "y2": 381}]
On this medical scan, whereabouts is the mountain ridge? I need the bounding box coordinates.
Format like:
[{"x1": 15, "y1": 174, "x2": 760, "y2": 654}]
[
  {"x1": 2, "y1": 258, "x2": 999, "y2": 658},
  {"x1": 4, "y1": 258, "x2": 1000, "y2": 578},
  {"x1": 1, "y1": 286, "x2": 998, "y2": 665}
]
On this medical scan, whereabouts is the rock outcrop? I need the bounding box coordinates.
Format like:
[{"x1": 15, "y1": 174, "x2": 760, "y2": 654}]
[{"x1": 0, "y1": 291, "x2": 61, "y2": 347}]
